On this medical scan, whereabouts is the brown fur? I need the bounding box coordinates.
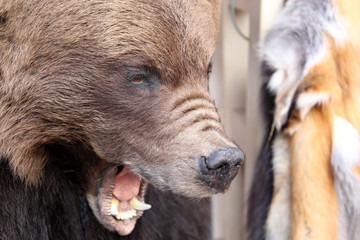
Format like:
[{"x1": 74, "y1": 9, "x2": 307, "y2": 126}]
[
  {"x1": 289, "y1": 108, "x2": 339, "y2": 239},
  {"x1": 0, "y1": 0, "x2": 243, "y2": 238},
  {"x1": 248, "y1": 0, "x2": 360, "y2": 239},
  {"x1": 0, "y1": 0, "x2": 227, "y2": 192},
  {"x1": 286, "y1": 32, "x2": 360, "y2": 239}
]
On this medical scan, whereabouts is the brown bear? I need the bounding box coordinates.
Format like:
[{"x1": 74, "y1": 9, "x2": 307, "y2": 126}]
[{"x1": 0, "y1": 0, "x2": 244, "y2": 239}]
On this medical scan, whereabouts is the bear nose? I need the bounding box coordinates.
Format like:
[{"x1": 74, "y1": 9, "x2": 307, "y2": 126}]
[
  {"x1": 205, "y1": 147, "x2": 244, "y2": 170},
  {"x1": 199, "y1": 147, "x2": 244, "y2": 192}
]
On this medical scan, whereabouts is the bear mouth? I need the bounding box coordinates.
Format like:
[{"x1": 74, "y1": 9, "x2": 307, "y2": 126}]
[{"x1": 96, "y1": 165, "x2": 150, "y2": 236}]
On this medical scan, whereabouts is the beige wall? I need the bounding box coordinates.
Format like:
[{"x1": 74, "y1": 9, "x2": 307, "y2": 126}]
[{"x1": 210, "y1": 0, "x2": 283, "y2": 239}]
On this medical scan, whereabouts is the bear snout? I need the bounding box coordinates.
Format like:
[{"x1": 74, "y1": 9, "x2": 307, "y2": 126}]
[{"x1": 198, "y1": 147, "x2": 244, "y2": 193}]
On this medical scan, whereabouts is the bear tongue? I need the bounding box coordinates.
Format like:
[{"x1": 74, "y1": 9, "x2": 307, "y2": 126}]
[{"x1": 113, "y1": 166, "x2": 141, "y2": 202}]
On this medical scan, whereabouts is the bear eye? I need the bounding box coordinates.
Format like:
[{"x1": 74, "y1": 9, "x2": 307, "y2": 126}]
[
  {"x1": 130, "y1": 74, "x2": 145, "y2": 84},
  {"x1": 126, "y1": 67, "x2": 160, "y2": 90}
]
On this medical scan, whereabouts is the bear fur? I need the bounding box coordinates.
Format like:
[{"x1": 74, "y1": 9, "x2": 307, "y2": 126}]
[
  {"x1": 0, "y1": 0, "x2": 242, "y2": 239},
  {"x1": 0, "y1": 158, "x2": 211, "y2": 239}
]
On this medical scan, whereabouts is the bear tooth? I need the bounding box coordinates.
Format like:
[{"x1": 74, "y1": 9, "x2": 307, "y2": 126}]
[
  {"x1": 130, "y1": 197, "x2": 151, "y2": 211},
  {"x1": 116, "y1": 209, "x2": 137, "y2": 220},
  {"x1": 111, "y1": 197, "x2": 119, "y2": 216}
]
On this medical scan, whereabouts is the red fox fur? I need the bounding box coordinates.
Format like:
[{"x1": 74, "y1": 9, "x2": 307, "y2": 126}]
[{"x1": 248, "y1": 0, "x2": 360, "y2": 239}]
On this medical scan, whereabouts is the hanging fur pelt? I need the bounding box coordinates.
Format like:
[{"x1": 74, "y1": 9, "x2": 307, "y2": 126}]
[{"x1": 248, "y1": 0, "x2": 360, "y2": 239}]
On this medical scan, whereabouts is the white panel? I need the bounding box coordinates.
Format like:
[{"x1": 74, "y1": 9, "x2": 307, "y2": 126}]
[{"x1": 210, "y1": 0, "x2": 283, "y2": 239}]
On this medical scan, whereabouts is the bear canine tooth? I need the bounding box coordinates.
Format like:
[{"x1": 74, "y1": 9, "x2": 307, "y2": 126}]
[
  {"x1": 130, "y1": 197, "x2": 151, "y2": 211},
  {"x1": 116, "y1": 209, "x2": 137, "y2": 220},
  {"x1": 111, "y1": 197, "x2": 119, "y2": 216}
]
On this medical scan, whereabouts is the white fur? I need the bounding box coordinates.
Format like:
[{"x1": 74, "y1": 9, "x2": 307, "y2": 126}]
[
  {"x1": 297, "y1": 91, "x2": 332, "y2": 120},
  {"x1": 332, "y1": 117, "x2": 359, "y2": 169},
  {"x1": 262, "y1": 0, "x2": 346, "y2": 132},
  {"x1": 326, "y1": 18, "x2": 347, "y2": 47},
  {"x1": 331, "y1": 117, "x2": 360, "y2": 239},
  {"x1": 265, "y1": 135, "x2": 291, "y2": 240},
  {"x1": 267, "y1": 69, "x2": 286, "y2": 93}
]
